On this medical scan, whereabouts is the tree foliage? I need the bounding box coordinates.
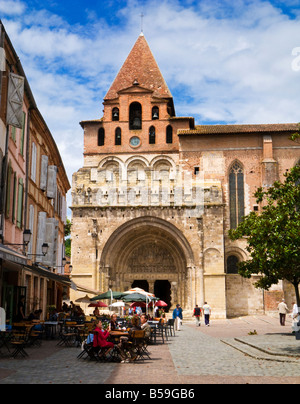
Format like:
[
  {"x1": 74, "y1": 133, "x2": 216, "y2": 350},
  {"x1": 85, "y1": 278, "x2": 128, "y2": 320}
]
[{"x1": 229, "y1": 165, "x2": 300, "y2": 306}]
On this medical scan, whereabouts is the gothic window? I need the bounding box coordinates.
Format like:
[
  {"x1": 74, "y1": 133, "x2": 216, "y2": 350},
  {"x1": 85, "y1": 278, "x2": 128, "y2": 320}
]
[
  {"x1": 98, "y1": 128, "x2": 105, "y2": 146},
  {"x1": 149, "y1": 126, "x2": 156, "y2": 144},
  {"x1": 226, "y1": 255, "x2": 239, "y2": 274},
  {"x1": 112, "y1": 107, "x2": 119, "y2": 121},
  {"x1": 229, "y1": 161, "x2": 245, "y2": 229},
  {"x1": 129, "y1": 102, "x2": 142, "y2": 130},
  {"x1": 115, "y1": 127, "x2": 122, "y2": 146},
  {"x1": 152, "y1": 106, "x2": 159, "y2": 120},
  {"x1": 166, "y1": 125, "x2": 173, "y2": 144}
]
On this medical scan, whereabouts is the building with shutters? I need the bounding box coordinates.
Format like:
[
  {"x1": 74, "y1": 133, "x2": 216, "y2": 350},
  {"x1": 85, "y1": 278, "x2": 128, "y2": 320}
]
[
  {"x1": 71, "y1": 33, "x2": 300, "y2": 318},
  {"x1": 0, "y1": 21, "x2": 71, "y2": 324}
]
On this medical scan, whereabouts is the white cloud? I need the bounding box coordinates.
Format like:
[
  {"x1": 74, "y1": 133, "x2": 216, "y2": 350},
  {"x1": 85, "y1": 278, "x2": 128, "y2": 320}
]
[
  {"x1": 0, "y1": 0, "x2": 25, "y2": 16},
  {"x1": 3, "y1": 0, "x2": 300, "y2": 213}
]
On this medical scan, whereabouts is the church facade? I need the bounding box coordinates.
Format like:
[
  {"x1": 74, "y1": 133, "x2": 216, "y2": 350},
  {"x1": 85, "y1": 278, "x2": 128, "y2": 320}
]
[{"x1": 71, "y1": 33, "x2": 299, "y2": 318}]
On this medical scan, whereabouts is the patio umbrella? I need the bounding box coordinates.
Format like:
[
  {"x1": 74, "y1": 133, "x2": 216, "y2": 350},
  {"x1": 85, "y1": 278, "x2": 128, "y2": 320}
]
[
  {"x1": 122, "y1": 287, "x2": 155, "y2": 298},
  {"x1": 90, "y1": 291, "x2": 124, "y2": 301},
  {"x1": 109, "y1": 302, "x2": 125, "y2": 307},
  {"x1": 155, "y1": 300, "x2": 168, "y2": 307},
  {"x1": 121, "y1": 293, "x2": 150, "y2": 303},
  {"x1": 75, "y1": 294, "x2": 92, "y2": 312},
  {"x1": 75, "y1": 294, "x2": 91, "y2": 303},
  {"x1": 130, "y1": 302, "x2": 147, "y2": 308},
  {"x1": 88, "y1": 302, "x2": 108, "y2": 308},
  {"x1": 109, "y1": 301, "x2": 125, "y2": 316}
]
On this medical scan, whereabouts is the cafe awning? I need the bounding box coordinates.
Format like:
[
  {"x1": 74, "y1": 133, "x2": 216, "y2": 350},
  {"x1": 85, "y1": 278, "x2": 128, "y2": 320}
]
[{"x1": 24, "y1": 264, "x2": 71, "y2": 287}]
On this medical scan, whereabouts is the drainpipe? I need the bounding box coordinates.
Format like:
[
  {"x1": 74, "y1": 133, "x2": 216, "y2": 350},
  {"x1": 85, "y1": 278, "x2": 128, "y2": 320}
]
[{"x1": 23, "y1": 108, "x2": 31, "y2": 255}]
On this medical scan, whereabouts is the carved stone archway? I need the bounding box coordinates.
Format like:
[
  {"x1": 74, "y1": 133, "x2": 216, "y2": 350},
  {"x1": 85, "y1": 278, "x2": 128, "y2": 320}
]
[{"x1": 100, "y1": 216, "x2": 195, "y2": 310}]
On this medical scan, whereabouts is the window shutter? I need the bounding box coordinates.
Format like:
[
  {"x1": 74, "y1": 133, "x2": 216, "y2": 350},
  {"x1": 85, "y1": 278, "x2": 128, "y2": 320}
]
[
  {"x1": 5, "y1": 163, "x2": 12, "y2": 217},
  {"x1": 16, "y1": 178, "x2": 24, "y2": 228},
  {"x1": 20, "y1": 112, "x2": 26, "y2": 156},
  {"x1": 40, "y1": 155, "x2": 48, "y2": 191},
  {"x1": 42, "y1": 218, "x2": 59, "y2": 267},
  {"x1": 0, "y1": 46, "x2": 5, "y2": 72},
  {"x1": 27, "y1": 205, "x2": 35, "y2": 255},
  {"x1": 6, "y1": 73, "x2": 25, "y2": 129},
  {"x1": 31, "y1": 142, "x2": 37, "y2": 182},
  {"x1": 36, "y1": 211, "x2": 46, "y2": 256},
  {"x1": 61, "y1": 195, "x2": 67, "y2": 224},
  {"x1": 47, "y1": 165, "x2": 57, "y2": 199}
]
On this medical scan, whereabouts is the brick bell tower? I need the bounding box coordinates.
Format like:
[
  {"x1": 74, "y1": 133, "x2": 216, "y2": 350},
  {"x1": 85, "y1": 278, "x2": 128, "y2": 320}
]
[{"x1": 81, "y1": 32, "x2": 194, "y2": 157}]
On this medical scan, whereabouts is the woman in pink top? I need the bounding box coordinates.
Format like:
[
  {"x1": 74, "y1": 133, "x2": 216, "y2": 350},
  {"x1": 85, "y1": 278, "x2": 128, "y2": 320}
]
[{"x1": 93, "y1": 320, "x2": 114, "y2": 357}]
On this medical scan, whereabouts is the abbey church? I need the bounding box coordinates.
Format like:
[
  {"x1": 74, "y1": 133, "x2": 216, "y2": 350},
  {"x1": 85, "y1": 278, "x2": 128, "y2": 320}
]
[{"x1": 71, "y1": 33, "x2": 299, "y2": 318}]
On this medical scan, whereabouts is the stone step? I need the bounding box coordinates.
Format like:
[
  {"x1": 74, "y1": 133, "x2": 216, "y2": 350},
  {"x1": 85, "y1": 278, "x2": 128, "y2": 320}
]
[{"x1": 221, "y1": 338, "x2": 299, "y2": 363}]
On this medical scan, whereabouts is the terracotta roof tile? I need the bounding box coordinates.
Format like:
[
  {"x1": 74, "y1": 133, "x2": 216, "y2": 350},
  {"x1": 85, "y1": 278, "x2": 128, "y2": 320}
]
[
  {"x1": 178, "y1": 123, "x2": 299, "y2": 135},
  {"x1": 104, "y1": 34, "x2": 172, "y2": 101}
]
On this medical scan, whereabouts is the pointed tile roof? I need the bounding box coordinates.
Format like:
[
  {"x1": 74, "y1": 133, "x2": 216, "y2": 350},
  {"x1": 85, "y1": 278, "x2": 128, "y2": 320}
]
[{"x1": 104, "y1": 33, "x2": 173, "y2": 101}]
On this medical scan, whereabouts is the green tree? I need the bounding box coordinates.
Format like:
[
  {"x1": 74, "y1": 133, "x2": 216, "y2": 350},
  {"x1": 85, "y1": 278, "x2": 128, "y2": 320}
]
[
  {"x1": 229, "y1": 165, "x2": 300, "y2": 308},
  {"x1": 64, "y1": 218, "x2": 71, "y2": 258}
]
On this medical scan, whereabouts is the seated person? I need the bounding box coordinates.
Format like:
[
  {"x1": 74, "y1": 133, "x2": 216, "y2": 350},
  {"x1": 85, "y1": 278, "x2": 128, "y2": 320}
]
[
  {"x1": 117, "y1": 315, "x2": 141, "y2": 363},
  {"x1": 93, "y1": 320, "x2": 114, "y2": 358},
  {"x1": 141, "y1": 314, "x2": 151, "y2": 342},
  {"x1": 110, "y1": 314, "x2": 119, "y2": 331}
]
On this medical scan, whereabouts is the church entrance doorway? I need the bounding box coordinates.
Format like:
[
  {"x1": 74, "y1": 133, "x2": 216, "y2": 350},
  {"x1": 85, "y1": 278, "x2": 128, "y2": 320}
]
[
  {"x1": 131, "y1": 280, "x2": 149, "y2": 292},
  {"x1": 154, "y1": 280, "x2": 171, "y2": 312}
]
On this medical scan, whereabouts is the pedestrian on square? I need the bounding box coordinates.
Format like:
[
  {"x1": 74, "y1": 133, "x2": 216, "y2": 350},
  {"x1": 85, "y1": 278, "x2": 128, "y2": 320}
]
[
  {"x1": 193, "y1": 305, "x2": 201, "y2": 326},
  {"x1": 172, "y1": 304, "x2": 183, "y2": 331},
  {"x1": 278, "y1": 299, "x2": 289, "y2": 326},
  {"x1": 291, "y1": 302, "x2": 300, "y2": 333},
  {"x1": 202, "y1": 302, "x2": 211, "y2": 326}
]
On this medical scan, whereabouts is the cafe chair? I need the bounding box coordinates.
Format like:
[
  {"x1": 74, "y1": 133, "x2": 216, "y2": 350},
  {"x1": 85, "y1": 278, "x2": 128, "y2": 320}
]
[
  {"x1": 10, "y1": 329, "x2": 30, "y2": 359},
  {"x1": 130, "y1": 330, "x2": 150, "y2": 362},
  {"x1": 57, "y1": 322, "x2": 77, "y2": 347}
]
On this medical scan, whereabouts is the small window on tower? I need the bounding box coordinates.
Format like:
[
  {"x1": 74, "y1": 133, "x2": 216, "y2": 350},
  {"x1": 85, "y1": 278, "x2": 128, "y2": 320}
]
[
  {"x1": 115, "y1": 127, "x2": 122, "y2": 146},
  {"x1": 112, "y1": 107, "x2": 119, "y2": 121},
  {"x1": 129, "y1": 102, "x2": 142, "y2": 130},
  {"x1": 149, "y1": 126, "x2": 156, "y2": 144},
  {"x1": 98, "y1": 128, "x2": 105, "y2": 146},
  {"x1": 152, "y1": 106, "x2": 159, "y2": 120},
  {"x1": 166, "y1": 125, "x2": 173, "y2": 144}
]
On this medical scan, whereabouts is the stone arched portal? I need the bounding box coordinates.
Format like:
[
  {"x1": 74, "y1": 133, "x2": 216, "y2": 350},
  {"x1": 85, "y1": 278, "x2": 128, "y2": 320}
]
[{"x1": 100, "y1": 217, "x2": 195, "y2": 310}]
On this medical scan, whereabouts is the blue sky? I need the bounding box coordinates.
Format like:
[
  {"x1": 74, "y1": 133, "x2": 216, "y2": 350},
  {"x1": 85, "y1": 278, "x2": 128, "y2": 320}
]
[{"x1": 1, "y1": 0, "x2": 300, "y2": 209}]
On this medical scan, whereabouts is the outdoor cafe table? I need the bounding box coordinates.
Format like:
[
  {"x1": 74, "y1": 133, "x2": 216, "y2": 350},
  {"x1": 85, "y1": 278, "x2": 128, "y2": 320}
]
[{"x1": 44, "y1": 321, "x2": 58, "y2": 339}]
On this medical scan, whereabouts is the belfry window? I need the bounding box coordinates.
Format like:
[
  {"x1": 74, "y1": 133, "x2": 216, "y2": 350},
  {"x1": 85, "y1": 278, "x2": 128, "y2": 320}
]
[
  {"x1": 129, "y1": 102, "x2": 142, "y2": 130},
  {"x1": 152, "y1": 106, "x2": 159, "y2": 120},
  {"x1": 112, "y1": 107, "x2": 119, "y2": 121},
  {"x1": 115, "y1": 127, "x2": 122, "y2": 146},
  {"x1": 149, "y1": 126, "x2": 156, "y2": 144},
  {"x1": 166, "y1": 125, "x2": 173, "y2": 144},
  {"x1": 98, "y1": 128, "x2": 105, "y2": 146},
  {"x1": 229, "y1": 161, "x2": 245, "y2": 229}
]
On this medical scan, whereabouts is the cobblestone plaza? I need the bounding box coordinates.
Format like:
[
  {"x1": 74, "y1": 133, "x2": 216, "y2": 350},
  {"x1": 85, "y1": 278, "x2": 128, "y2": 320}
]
[{"x1": 0, "y1": 315, "x2": 299, "y2": 385}]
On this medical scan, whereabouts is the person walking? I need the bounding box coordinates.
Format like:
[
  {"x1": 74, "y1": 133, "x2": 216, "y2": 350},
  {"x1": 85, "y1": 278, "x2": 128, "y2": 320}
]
[
  {"x1": 193, "y1": 305, "x2": 201, "y2": 327},
  {"x1": 172, "y1": 304, "x2": 183, "y2": 331},
  {"x1": 291, "y1": 302, "x2": 300, "y2": 333},
  {"x1": 202, "y1": 302, "x2": 211, "y2": 326},
  {"x1": 278, "y1": 299, "x2": 289, "y2": 326}
]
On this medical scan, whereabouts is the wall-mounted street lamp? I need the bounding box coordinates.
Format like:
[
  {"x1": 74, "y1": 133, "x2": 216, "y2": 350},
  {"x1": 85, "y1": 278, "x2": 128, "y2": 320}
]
[
  {"x1": 0, "y1": 229, "x2": 32, "y2": 247},
  {"x1": 54, "y1": 257, "x2": 72, "y2": 274},
  {"x1": 27, "y1": 243, "x2": 49, "y2": 257}
]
